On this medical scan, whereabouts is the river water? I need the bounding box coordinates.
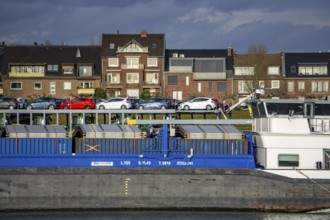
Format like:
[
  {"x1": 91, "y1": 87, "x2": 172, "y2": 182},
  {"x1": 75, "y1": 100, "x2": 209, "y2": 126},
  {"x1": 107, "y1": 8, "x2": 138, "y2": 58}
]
[{"x1": 0, "y1": 211, "x2": 329, "y2": 220}]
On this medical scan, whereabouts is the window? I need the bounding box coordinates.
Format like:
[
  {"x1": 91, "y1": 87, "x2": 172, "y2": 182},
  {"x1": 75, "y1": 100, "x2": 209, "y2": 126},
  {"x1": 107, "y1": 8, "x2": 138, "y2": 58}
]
[
  {"x1": 268, "y1": 66, "x2": 280, "y2": 75},
  {"x1": 312, "y1": 81, "x2": 329, "y2": 92},
  {"x1": 63, "y1": 82, "x2": 71, "y2": 90},
  {"x1": 146, "y1": 73, "x2": 158, "y2": 84},
  {"x1": 34, "y1": 82, "x2": 42, "y2": 90},
  {"x1": 259, "y1": 81, "x2": 265, "y2": 88},
  {"x1": 50, "y1": 82, "x2": 56, "y2": 95},
  {"x1": 78, "y1": 66, "x2": 93, "y2": 76},
  {"x1": 107, "y1": 73, "x2": 120, "y2": 84},
  {"x1": 47, "y1": 65, "x2": 58, "y2": 72},
  {"x1": 152, "y1": 43, "x2": 157, "y2": 49},
  {"x1": 126, "y1": 57, "x2": 139, "y2": 69},
  {"x1": 271, "y1": 80, "x2": 280, "y2": 89},
  {"x1": 198, "y1": 82, "x2": 202, "y2": 93},
  {"x1": 62, "y1": 65, "x2": 74, "y2": 74},
  {"x1": 278, "y1": 154, "x2": 299, "y2": 167},
  {"x1": 10, "y1": 82, "x2": 22, "y2": 90},
  {"x1": 217, "y1": 82, "x2": 227, "y2": 92},
  {"x1": 108, "y1": 58, "x2": 119, "y2": 67},
  {"x1": 127, "y1": 89, "x2": 139, "y2": 98},
  {"x1": 287, "y1": 81, "x2": 294, "y2": 92},
  {"x1": 168, "y1": 76, "x2": 178, "y2": 85},
  {"x1": 127, "y1": 73, "x2": 139, "y2": 83},
  {"x1": 291, "y1": 66, "x2": 296, "y2": 73},
  {"x1": 238, "y1": 80, "x2": 252, "y2": 94},
  {"x1": 298, "y1": 65, "x2": 327, "y2": 75},
  {"x1": 10, "y1": 65, "x2": 44, "y2": 74},
  {"x1": 298, "y1": 81, "x2": 305, "y2": 91},
  {"x1": 147, "y1": 58, "x2": 158, "y2": 67},
  {"x1": 173, "y1": 91, "x2": 183, "y2": 100},
  {"x1": 109, "y1": 43, "x2": 115, "y2": 49},
  {"x1": 80, "y1": 82, "x2": 93, "y2": 88},
  {"x1": 235, "y1": 67, "x2": 255, "y2": 76},
  {"x1": 185, "y1": 76, "x2": 189, "y2": 86},
  {"x1": 208, "y1": 82, "x2": 212, "y2": 92}
]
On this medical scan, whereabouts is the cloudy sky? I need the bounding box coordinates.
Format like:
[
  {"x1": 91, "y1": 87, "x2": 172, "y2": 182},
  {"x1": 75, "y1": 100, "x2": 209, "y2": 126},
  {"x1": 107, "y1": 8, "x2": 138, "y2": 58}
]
[{"x1": 0, "y1": 0, "x2": 329, "y2": 53}]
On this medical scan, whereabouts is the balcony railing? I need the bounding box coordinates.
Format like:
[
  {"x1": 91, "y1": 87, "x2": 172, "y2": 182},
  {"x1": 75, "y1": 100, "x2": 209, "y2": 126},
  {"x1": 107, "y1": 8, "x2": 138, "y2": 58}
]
[
  {"x1": 9, "y1": 72, "x2": 45, "y2": 77},
  {"x1": 77, "y1": 88, "x2": 95, "y2": 95},
  {"x1": 121, "y1": 64, "x2": 144, "y2": 69}
]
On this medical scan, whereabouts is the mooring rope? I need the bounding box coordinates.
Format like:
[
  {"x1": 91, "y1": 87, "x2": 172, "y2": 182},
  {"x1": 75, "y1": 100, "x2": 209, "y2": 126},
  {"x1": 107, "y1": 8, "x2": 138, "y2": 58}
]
[{"x1": 295, "y1": 168, "x2": 330, "y2": 193}]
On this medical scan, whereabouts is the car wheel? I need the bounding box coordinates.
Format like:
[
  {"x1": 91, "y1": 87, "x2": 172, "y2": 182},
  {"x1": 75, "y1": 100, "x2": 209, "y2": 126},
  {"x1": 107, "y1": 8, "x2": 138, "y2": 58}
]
[
  {"x1": 99, "y1": 105, "x2": 105, "y2": 110},
  {"x1": 63, "y1": 106, "x2": 69, "y2": 109},
  {"x1": 8, "y1": 105, "x2": 14, "y2": 110},
  {"x1": 26, "y1": 105, "x2": 32, "y2": 110},
  {"x1": 160, "y1": 105, "x2": 166, "y2": 110},
  {"x1": 138, "y1": 106, "x2": 144, "y2": 110},
  {"x1": 206, "y1": 105, "x2": 212, "y2": 110},
  {"x1": 121, "y1": 105, "x2": 127, "y2": 109},
  {"x1": 184, "y1": 105, "x2": 190, "y2": 110},
  {"x1": 85, "y1": 105, "x2": 91, "y2": 109},
  {"x1": 48, "y1": 105, "x2": 55, "y2": 110}
]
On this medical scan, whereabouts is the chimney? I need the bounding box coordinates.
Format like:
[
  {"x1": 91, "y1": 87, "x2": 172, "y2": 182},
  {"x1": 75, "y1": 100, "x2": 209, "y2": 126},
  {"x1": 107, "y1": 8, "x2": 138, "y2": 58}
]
[
  {"x1": 227, "y1": 44, "x2": 232, "y2": 56},
  {"x1": 141, "y1": 29, "x2": 147, "y2": 37}
]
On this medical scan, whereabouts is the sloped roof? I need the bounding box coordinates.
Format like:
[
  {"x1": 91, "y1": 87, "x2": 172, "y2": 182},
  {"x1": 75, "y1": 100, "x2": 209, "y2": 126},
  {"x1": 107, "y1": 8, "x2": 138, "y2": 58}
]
[
  {"x1": 101, "y1": 33, "x2": 165, "y2": 57},
  {"x1": 1, "y1": 45, "x2": 102, "y2": 75}
]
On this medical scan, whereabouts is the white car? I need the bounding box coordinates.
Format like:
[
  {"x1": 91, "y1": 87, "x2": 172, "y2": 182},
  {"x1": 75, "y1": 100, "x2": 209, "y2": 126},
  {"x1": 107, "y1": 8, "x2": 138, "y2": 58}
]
[
  {"x1": 178, "y1": 97, "x2": 217, "y2": 110},
  {"x1": 96, "y1": 98, "x2": 132, "y2": 109}
]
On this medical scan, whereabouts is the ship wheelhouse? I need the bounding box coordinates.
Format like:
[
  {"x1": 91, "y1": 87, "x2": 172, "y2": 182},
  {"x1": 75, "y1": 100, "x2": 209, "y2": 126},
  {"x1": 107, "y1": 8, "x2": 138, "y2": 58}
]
[{"x1": 251, "y1": 99, "x2": 330, "y2": 170}]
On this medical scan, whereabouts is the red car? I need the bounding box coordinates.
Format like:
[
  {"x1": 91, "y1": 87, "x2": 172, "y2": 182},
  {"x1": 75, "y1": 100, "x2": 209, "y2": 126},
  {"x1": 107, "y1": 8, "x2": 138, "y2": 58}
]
[{"x1": 59, "y1": 98, "x2": 95, "y2": 109}]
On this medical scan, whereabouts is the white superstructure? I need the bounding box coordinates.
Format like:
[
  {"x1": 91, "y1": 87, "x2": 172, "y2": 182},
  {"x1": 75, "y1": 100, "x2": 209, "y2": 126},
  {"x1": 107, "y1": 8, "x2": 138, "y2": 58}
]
[{"x1": 251, "y1": 99, "x2": 330, "y2": 179}]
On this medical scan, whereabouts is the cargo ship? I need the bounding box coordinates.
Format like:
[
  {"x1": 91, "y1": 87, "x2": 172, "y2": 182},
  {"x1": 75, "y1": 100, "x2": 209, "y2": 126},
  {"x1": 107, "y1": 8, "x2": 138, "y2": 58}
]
[{"x1": 0, "y1": 98, "x2": 329, "y2": 212}]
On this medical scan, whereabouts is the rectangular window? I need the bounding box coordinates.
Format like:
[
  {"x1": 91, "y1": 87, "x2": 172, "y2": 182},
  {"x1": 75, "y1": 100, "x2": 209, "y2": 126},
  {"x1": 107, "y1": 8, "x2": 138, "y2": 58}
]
[
  {"x1": 146, "y1": 73, "x2": 158, "y2": 84},
  {"x1": 80, "y1": 82, "x2": 93, "y2": 88},
  {"x1": 109, "y1": 43, "x2": 115, "y2": 49},
  {"x1": 268, "y1": 66, "x2": 280, "y2": 75},
  {"x1": 50, "y1": 82, "x2": 56, "y2": 95},
  {"x1": 108, "y1": 58, "x2": 119, "y2": 67},
  {"x1": 10, "y1": 65, "x2": 45, "y2": 74},
  {"x1": 235, "y1": 67, "x2": 255, "y2": 76},
  {"x1": 198, "y1": 82, "x2": 202, "y2": 93},
  {"x1": 107, "y1": 73, "x2": 120, "y2": 84},
  {"x1": 238, "y1": 80, "x2": 253, "y2": 94},
  {"x1": 298, "y1": 81, "x2": 305, "y2": 91},
  {"x1": 168, "y1": 76, "x2": 178, "y2": 85},
  {"x1": 271, "y1": 80, "x2": 280, "y2": 89},
  {"x1": 47, "y1": 65, "x2": 58, "y2": 72},
  {"x1": 62, "y1": 65, "x2": 74, "y2": 74},
  {"x1": 63, "y1": 82, "x2": 71, "y2": 90},
  {"x1": 147, "y1": 58, "x2": 158, "y2": 67},
  {"x1": 173, "y1": 91, "x2": 183, "y2": 100},
  {"x1": 259, "y1": 81, "x2": 265, "y2": 88},
  {"x1": 278, "y1": 154, "x2": 299, "y2": 167},
  {"x1": 312, "y1": 81, "x2": 329, "y2": 92},
  {"x1": 208, "y1": 82, "x2": 212, "y2": 92},
  {"x1": 127, "y1": 73, "x2": 139, "y2": 83},
  {"x1": 10, "y1": 82, "x2": 22, "y2": 90},
  {"x1": 185, "y1": 76, "x2": 189, "y2": 86},
  {"x1": 217, "y1": 82, "x2": 227, "y2": 92},
  {"x1": 291, "y1": 66, "x2": 296, "y2": 73},
  {"x1": 34, "y1": 82, "x2": 42, "y2": 90},
  {"x1": 287, "y1": 81, "x2": 294, "y2": 92},
  {"x1": 298, "y1": 65, "x2": 327, "y2": 76},
  {"x1": 78, "y1": 66, "x2": 93, "y2": 76},
  {"x1": 126, "y1": 57, "x2": 140, "y2": 69}
]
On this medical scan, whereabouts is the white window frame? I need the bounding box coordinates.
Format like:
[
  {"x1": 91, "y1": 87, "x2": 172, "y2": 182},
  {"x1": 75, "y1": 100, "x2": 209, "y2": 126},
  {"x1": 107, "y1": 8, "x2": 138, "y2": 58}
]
[
  {"x1": 127, "y1": 73, "x2": 139, "y2": 83},
  {"x1": 80, "y1": 82, "x2": 93, "y2": 89},
  {"x1": 147, "y1": 58, "x2": 158, "y2": 67},
  {"x1": 107, "y1": 73, "x2": 120, "y2": 84},
  {"x1": 146, "y1": 73, "x2": 158, "y2": 84},
  {"x1": 271, "y1": 80, "x2": 280, "y2": 89},
  {"x1": 259, "y1": 81, "x2": 265, "y2": 88},
  {"x1": 312, "y1": 81, "x2": 329, "y2": 92},
  {"x1": 268, "y1": 66, "x2": 280, "y2": 75},
  {"x1": 50, "y1": 82, "x2": 56, "y2": 95},
  {"x1": 10, "y1": 82, "x2": 22, "y2": 90},
  {"x1": 62, "y1": 65, "x2": 74, "y2": 74},
  {"x1": 197, "y1": 82, "x2": 202, "y2": 93},
  {"x1": 63, "y1": 82, "x2": 72, "y2": 90},
  {"x1": 287, "y1": 81, "x2": 294, "y2": 93},
  {"x1": 235, "y1": 67, "x2": 255, "y2": 76},
  {"x1": 298, "y1": 81, "x2": 305, "y2": 91},
  {"x1": 108, "y1": 58, "x2": 119, "y2": 67},
  {"x1": 34, "y1": 82, "x2": 42, "y2": 90},
  {"x1": 185, "y1": 76, "x2": 189, "y2": 86},
  {"x1": 126, "y1": 57, "x2": 140, "y2": 69},
  {"x1": 238, "y1": 80, "x2": 253, "y2": 94},
  {"x1": 173, "y1": 91, "x2": 183, "y2": 100}
]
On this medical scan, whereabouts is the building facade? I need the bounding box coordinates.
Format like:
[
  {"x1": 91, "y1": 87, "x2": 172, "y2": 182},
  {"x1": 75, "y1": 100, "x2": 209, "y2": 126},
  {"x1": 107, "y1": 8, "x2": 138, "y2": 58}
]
[
  {"x1": 101, "y1": 31, "x2": 165, "y2": 98},
  {"x1": 0, "y1": 45, "x2": 102, "y2": 99}
]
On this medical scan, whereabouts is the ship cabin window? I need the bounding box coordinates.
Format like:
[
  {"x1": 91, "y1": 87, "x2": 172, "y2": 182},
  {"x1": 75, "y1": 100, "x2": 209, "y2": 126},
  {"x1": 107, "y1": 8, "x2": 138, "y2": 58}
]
[
  {"x1": 278, "y1": 154, "x2": 299, "y2": 167},
  {"x1": 265, "y1": 103, "x2": 303, "y2": 116},
  {"x1": 315, "y1": 103, "x2": 330, "y2": 116},
  {"x1": 251, "y1": 101, "x2": 266, "y2": 118}
]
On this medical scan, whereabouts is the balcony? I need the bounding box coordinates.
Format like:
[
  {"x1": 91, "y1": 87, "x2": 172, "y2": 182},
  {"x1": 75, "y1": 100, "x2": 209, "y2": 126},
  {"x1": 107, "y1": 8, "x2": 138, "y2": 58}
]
[
  {"x1": 77, "y1": 88, "x2": 95, "y2": 95},
  {"x1": 9, "y1": 72, "x2": 45, "y2": 78},
  {"x1": 169, "y1": 66, "x2": 193, "y2": 73},
  {"x1": 121, "y1": 64, "x2": 144, "y2": 69},
  {"x1": 193, "y1": 72, "x2": 226, "y2": 80}
]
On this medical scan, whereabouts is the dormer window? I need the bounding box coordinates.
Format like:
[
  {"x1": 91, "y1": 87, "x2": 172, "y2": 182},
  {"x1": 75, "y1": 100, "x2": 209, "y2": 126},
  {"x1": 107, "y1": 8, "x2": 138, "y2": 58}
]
[{"x1": 109, "y1": 43, "x2": 115, "y2": 49}]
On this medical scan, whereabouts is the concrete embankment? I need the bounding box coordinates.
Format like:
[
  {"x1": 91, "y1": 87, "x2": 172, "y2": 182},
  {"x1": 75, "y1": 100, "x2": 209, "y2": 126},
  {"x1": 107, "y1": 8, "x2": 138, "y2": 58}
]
[{"x1": 0, "y1": 168, "x2": 329, "y2": 212}]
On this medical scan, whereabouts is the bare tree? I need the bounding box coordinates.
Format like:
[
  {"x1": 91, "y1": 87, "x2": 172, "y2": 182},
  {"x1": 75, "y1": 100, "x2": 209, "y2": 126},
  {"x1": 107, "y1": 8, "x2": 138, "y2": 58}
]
[
  {"x1": 247, "y1": 43, "x2": 268, "y2": 54},
  {"x1": 44, "y1": 39, "x2": 52, "y2": 46}
]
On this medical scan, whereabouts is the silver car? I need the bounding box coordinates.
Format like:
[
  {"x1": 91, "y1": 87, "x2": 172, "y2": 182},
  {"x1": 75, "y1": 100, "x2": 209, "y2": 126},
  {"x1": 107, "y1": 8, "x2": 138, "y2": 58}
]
[
  {"x1": 178, "y1": 97, "x2": 217, "y2": 110},
  {"x1": 96, "y1": 97, "x2": 133, "y2": 109}
]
